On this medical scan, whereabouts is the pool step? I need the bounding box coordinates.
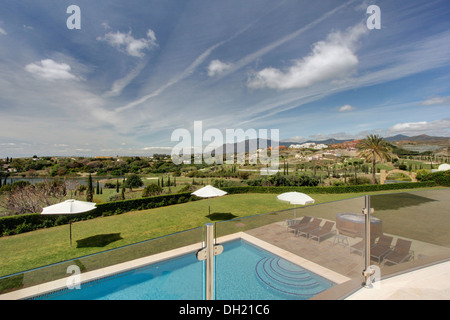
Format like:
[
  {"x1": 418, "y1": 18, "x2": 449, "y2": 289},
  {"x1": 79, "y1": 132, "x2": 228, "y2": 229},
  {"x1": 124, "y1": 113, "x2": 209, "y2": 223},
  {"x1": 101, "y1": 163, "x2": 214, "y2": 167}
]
[{"x1": 255, "y1": 257, "x2": 328, "y2": 298}]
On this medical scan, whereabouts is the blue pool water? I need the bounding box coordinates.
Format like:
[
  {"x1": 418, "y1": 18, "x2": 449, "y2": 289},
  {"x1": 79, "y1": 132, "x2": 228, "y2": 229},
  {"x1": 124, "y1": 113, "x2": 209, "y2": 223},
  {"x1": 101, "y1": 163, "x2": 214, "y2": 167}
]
[
  {"x1": 35, "y1": 239, "x2": 334, "y2": 300},
  {"x1": 216, "y1": 240, "x2": 334, "y2": 300}
]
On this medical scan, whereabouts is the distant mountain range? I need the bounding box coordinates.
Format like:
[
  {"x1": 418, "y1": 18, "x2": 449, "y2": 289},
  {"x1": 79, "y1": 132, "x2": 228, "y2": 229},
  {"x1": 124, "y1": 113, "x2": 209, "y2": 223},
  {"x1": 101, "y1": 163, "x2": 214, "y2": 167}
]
[
  {"x1": 213, "y1": 134, "x2": 449, "y2": 155},
  {"x1": 287, "y1": 134, "x2": 449, "y2": 145},
  {"x1": 216, "y1": 138, "x2": 273, "y2": 155},
  {"x1": 282, "y1": 134, "x2": 449, "y2": 146},
  {"x1": 384, "y1": 134, "x2": 450, "y2": 142}
]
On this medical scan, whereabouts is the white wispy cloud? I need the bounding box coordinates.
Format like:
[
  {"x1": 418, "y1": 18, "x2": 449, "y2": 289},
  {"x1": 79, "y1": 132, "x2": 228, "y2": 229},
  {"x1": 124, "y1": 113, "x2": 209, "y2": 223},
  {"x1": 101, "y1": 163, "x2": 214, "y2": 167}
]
[
  {"x1": 352, "y1": 30, "x2": 450, "y2": 90},
  {"x1": 339, "y1": 104, "x2": 356, "y2": 112},
  {"x1": 114, "y1": 36, "x2": 230, "y2": 113},
  {"x1": 110, "y1": 2, "x2": 358, "y2": 117},
  {"x1": 218, "y1": 0, "x2": 359, "y2": 82},
  {"x1": 207, "y1": 60, "x2": 233, "y2": 76},
  {"x1": 283, "y1": 136, "x2": 306, "y2": 143},
  {"x1": 103, "y1": 61, "x2": 147, "y2": 97},
  {"x1": 421, "y1": 96, "x2": 450, "y2": 106},
  {"x1": 387, "y1": 119, "x2": 450, "y2": 136},
  {"x1": 247, "y1": 24, "x2": 367, "y2": 90},
  {"x1": 0, "y1": 27, "x2": 6, "y2": 35},
  {"x1": 97, "y1": 29, "x2": 157, "y2": 58},
  {"x1": 24, "y1": 59, "x2": 79, "y2": 81}
]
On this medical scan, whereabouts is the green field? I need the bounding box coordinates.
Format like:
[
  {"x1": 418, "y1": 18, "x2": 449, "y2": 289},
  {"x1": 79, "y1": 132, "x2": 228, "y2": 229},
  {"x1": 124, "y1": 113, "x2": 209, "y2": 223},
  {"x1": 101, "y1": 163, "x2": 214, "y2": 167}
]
[{"x1": 0, "y1": 187, "x2": 447, "y2": 278}]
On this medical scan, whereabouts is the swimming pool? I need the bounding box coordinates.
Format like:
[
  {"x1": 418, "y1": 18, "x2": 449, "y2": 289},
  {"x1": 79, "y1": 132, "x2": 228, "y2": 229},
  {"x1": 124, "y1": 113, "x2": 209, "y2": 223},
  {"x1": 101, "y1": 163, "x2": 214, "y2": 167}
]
[
  {"x1": 216, "y1": 240, "x2": 334, "y2": 300},
  {"x1": 33, "y1": 239, "x2": 334, "y2": 300}
]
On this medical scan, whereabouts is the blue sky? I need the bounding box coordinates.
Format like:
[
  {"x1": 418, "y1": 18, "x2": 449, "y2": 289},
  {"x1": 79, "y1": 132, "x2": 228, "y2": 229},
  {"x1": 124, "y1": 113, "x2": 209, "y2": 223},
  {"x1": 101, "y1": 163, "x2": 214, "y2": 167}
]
[{"x1": 0, "y1": 0, "x2": 449, "y2": 157}]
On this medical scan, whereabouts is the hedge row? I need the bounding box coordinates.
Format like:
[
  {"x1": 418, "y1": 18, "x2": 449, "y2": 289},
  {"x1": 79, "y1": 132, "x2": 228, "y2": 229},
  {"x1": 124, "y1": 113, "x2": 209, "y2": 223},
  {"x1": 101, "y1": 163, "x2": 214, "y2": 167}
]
[
  {"x1": 0, "y1": 181, "x2": 438, "y2": 236},
  {"x1": 0, "y1": 192, "x2": 199, "y2": 236},
  {"x1": 221, "y1": 181, "x2": 438, "y2": 195}
]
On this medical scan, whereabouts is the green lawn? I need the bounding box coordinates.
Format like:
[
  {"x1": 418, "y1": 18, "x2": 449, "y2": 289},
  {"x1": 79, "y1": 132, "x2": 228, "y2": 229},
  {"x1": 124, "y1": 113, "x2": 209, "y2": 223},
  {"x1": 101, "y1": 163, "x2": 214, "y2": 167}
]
[
  {"x1": 0, "y1": 193, "x2": 349, "y2": 277},
  {"x1": 0, "y1": 188, "x2": 447, "y2": 278}
]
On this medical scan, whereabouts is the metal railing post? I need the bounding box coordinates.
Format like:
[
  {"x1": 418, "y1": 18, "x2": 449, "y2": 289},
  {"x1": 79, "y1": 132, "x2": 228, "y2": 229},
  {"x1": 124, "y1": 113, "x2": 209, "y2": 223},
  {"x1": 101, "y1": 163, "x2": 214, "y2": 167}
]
[
  {"x1": 196, "y1": 223, "x2": 223, "y2": 300},
  {"x1": 362, "y1": 195, "x2": 375, "y2": 287},
  {"x1": 205, "y1": 223, "x2": 214, "y2": 300}
]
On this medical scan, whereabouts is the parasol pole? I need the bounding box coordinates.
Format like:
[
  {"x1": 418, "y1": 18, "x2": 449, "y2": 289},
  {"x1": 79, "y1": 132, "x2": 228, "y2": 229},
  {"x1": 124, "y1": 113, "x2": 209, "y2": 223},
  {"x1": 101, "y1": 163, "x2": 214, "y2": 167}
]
[{"x1": 69, "y1": 201, "x2": 73, "y2": 247}]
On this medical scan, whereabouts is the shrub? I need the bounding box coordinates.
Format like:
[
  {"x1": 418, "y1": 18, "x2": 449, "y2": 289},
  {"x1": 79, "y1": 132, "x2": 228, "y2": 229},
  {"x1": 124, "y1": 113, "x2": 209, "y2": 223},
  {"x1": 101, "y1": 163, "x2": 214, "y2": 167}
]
[
  {"x1": 103, "y1": 182, "x2": 117, "y2": 189},
  {"x1": 238, "y1": 172, "x2": 250, "y2": 180},
  {"x1": 177, "y1": 184, "x2": 194, "y2": 193},
  {"x1": 348, "y1": 177, "x2": 372, "y2": 185},
  {"x1": 212, "y1": 179, "x2": 243, "y2": 188},
  {"x1": 332, "y1": 180, "x2": 346, "y2": 186},
  {"x1": 142, "y1": 183, "x2": 162, "y2": 197},
  {"x1": 417, "y1": 170, "x2": 450, "y2": 186},
  {"x1": 124, "y1": 174, "x2": 143, "y2": 190},
  {"x1": 246, "y1": 173, "x2": 319, "y2": 187},
  {"x1": 108, "y1": 194, "x2": 121, "y2": 202}
]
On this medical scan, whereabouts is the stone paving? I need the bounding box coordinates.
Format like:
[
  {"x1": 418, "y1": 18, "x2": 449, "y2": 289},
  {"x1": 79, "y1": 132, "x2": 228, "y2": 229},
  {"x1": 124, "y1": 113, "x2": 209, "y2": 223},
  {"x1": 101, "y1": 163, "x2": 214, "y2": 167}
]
[
  {"x1": 245, "y1": 219, "x2": 450, "y2": 282},
  {"x1": 245, "y1": 222, "x2": 366, "y2": 280},
  {"x1": 244, "y1": 189, "x2": 450, "y2": 284}
]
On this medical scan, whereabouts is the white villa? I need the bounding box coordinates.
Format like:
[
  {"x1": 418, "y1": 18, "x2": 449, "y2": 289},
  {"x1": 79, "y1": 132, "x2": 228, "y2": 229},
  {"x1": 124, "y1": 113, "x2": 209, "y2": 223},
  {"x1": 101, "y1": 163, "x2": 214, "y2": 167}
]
[{"x1": 289, "y1": 143, "x2": 328, "y2": 150}]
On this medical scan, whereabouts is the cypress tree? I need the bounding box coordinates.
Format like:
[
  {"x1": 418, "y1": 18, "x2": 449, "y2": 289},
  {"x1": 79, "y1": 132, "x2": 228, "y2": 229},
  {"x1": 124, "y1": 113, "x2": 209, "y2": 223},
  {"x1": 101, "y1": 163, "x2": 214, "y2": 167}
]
[{"x1": 86, "y1": 174, "x2": 94, "y2": 202}]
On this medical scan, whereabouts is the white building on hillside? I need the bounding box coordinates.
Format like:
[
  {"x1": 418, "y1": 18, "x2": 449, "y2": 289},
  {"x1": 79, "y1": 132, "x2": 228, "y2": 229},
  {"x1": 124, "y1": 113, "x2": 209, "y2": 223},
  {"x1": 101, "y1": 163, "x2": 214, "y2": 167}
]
[{"x1": 289, "y1": 142, "x2": 328, "y2": 150}]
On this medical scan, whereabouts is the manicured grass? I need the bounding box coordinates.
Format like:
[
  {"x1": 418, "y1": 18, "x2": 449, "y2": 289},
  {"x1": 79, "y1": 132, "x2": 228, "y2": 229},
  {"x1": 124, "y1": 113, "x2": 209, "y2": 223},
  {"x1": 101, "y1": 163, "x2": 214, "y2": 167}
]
[
  {"x1": 0, "y1": 188, "x2": 447, "y2": 278},
  {"x1": 0, "y1": 193, "x2": 292, "y2": 276}
]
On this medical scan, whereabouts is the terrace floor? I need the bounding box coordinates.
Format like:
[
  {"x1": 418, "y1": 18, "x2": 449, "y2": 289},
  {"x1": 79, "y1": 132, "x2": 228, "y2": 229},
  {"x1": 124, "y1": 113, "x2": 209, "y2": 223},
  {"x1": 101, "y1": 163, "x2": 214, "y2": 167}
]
[
  {"x1": 346, "y1": 260, "x2": 450, "y2": 300},
  {"x1": 246, "y1": 222, "x2": 365, "y2": 279},
  {"x1": 241, "y1": 189, "x2": 450, "y2": 299},
  {"x1": 244, "y1": 221, "x2": 450, "y2": 299}
]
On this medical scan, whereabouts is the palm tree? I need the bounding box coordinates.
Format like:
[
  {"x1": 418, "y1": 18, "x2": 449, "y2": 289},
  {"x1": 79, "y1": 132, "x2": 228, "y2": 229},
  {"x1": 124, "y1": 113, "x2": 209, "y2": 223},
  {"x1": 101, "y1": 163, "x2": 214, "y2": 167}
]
[{"x1": 357, "y1": 134, "x2": 394, "y2": 184}]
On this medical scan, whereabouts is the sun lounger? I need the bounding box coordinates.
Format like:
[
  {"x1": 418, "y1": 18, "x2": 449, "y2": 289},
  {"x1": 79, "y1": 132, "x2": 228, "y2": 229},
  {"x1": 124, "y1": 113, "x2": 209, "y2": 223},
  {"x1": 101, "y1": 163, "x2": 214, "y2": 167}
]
[
  {"x1": 370, "y1": 235, "x2": 393, "y2": 263},
  {"x1": 287, "y1": 216, "x2": 311, "y2": 233},
  {"x1": 383, "y1": 239, "x2": 414, "y2": 265},
  {"x1": 350, "y1": 239, "x2": 365, "y2": 255},
  {"x1": 296, "y1": 218, "x2": 322, "y2": 238},
  {"x1": 308, "y1": 221, "x2": 335, "y2": 242},
  {"x1": 350, "y1": 235, "x2": 377, "y2": 256},
  {"x1": 285, "y1": 219, "x2": 297, "y2": 231}
]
